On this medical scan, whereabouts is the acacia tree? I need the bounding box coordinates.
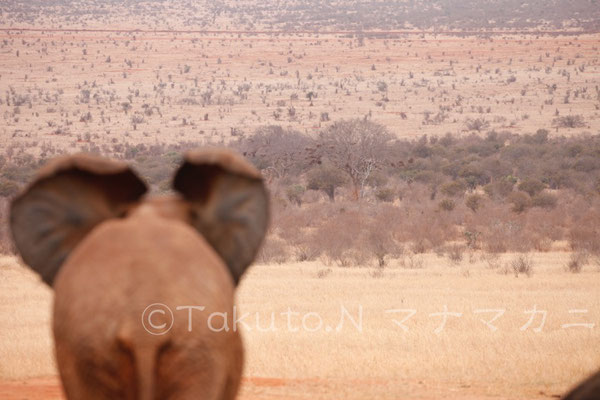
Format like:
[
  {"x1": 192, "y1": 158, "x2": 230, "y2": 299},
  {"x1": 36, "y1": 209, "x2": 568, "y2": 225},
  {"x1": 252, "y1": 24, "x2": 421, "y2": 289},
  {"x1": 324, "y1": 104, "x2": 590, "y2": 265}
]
[
  {"x1": 306, "y1": 163, "x2": 347, "y2": 202},
  {"x1": 234, "y1": 125, "x2": 312, "y2": 182},
  {"x1": 310, "y1": 119, "x2": 393, "y2": 199}
]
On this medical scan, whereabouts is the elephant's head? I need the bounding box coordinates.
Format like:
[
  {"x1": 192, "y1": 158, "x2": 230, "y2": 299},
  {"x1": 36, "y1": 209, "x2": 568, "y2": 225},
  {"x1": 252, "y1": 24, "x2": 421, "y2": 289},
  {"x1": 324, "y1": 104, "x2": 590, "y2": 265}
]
[{"x1": 9, "y1": 148, "x2": 269, "y2": 399}]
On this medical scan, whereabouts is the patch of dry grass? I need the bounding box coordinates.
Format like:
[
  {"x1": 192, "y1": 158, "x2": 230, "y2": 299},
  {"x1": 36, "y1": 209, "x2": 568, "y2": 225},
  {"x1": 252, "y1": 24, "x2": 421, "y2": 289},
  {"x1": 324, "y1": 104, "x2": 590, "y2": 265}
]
[
  {"x1": 238, "y1": 252, "x2": 600, "y2": 398},
  {"x1": 0, "y1": 256, "x2": 55, "y2": 379},
  {"x1": 1, "y1": 252, "x2": 599, "y2": 399}
]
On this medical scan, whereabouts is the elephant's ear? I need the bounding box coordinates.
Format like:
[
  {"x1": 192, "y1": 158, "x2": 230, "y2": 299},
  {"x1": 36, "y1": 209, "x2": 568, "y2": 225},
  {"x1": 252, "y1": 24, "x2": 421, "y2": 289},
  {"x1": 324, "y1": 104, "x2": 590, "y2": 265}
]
[
  {"x1": 173, "y1": 148, "x2": 269, "y2": 285},
  {"x1": 562, "y1": 370, "x2": 600, "y2": 400},
  {"x1": 10, "y1": 154, "x2": 147, "y2": 286}
]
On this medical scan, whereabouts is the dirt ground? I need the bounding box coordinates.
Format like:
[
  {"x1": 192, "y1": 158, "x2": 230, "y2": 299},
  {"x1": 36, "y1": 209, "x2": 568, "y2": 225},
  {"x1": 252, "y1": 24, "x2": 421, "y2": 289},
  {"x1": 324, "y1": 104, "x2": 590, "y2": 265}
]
[
  {"x1": 0, "y1": 29, "x2": 598, "y2": 158},
  {"x1": 0, "y1": 376, "x2": 561, "y2": 400}
]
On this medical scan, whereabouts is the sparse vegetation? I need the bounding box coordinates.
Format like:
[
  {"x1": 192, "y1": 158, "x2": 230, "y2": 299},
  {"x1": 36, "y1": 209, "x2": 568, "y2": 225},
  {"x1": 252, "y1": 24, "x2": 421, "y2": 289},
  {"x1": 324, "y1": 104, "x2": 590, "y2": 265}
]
[
  {"x1": 566, "y1": 251, "x2": 589, "y2": 273},
  {"x1": 511, "y1": 254, "x2": 534, "y2": 277},
  {"x1": 1, "y1": 3, "x2": 600, "y2": 399},
  {"x1": 1, "y1": 125, "x2": 600, "y2": 264}
]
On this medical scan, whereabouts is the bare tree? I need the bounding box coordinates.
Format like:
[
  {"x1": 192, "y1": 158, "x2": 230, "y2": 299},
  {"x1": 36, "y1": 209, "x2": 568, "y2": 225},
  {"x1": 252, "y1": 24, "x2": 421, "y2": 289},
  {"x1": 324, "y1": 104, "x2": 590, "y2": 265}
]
[
  {"x1": 310, "y1": 119, "x2": 392, "y2": 199},
  {"x1": 234, "y1": 125, "x2": 312, "y2": 182}
]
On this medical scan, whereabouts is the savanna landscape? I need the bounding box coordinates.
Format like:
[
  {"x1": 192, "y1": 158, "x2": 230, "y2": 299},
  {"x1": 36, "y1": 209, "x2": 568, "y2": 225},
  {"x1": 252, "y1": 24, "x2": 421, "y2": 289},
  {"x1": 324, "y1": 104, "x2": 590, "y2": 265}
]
[{"x1": 1, "y1": 1, "x2": 600, "y2": 399}]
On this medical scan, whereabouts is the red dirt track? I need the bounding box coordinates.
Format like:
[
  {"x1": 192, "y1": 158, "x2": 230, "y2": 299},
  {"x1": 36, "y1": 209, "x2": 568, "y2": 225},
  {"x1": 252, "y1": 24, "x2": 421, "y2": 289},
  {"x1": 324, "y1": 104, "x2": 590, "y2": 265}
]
[
  {"x1": 0, "y1": 27, "x2": 596, "y2": 36},
  {"x1": 0, "y1": 376, "x2": 559, "y2": 400}
]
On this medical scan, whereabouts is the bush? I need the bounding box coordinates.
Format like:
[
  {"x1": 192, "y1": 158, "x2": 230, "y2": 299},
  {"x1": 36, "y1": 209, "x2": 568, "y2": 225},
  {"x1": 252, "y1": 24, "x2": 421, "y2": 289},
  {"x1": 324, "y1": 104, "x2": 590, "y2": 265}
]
[
  {"x1": 531, "y1": 192, "x2": 557, "y2": 209},
  {"x1": 438, "y1": 198, "x2": 456, "y2": 211},
  {"x1": 465, "y1": 193, "x2": 484, "y2": 212},
  {"x1": 518, "y1": 179, "x2": 545, "y2": 197},
  {"x1": 568, "y1": 226, "x2": 599, "y2": 253},
  {"x1": 286, "y1": 185, "x2": 305, "y2": 206},
  {"x1": 511, "y1": 254, "x2": 534, "y2": 277},
  {"x1": 464, "y1": 230, "x2": 481, "y2": 249},
  {"x1": 316, "y1": 268, "x2": 332, "y2": 278},
  {"x1": 375, "y1": 187, "x2": 396, "y2": 202},
  {"x1": 369, "y1": 266, "x2": 385, "y2": 278},
  {"x1": 483, "y1": 179, "x2": 515, "y2": 199},
  {"x1": 440, "y1": 180, "x2": 466, "y2": 197},
  {"x1": 566, "y1": 251, "x2": 588, "y2": 273},
  {"x1": 552, "y1": 115, "x2": 585, "y2": 128},
  {"x1": 482, "y1": 218, "x2": 532, "y2": 253},
  {"x1": 279, "y1": 223, "x2": 321, "y2": 262},
  {"x1": 0, "y1": 178, "x2": 19, "y2": 198},
  {"x1": 366, "y1": 170, "x2": 389, "y2": 188},
  {"x1": 573, "y1": 156, "x2": 600, "y2": 172},
  {"x1": 312, "y1": 207, "x2": 367, "y2": 266},
  {"x1": 465, "y1": 117, "x2": 490, "y2": 132},
  {"x1": 401, "y1": 253, "x2": 425, "y2": 269},
  {"x1": 446, "y1": 244, "x2": 465, "y2": 263},
  {"x1": 1, "y1": 162, "x2": 37, "y2": 185},
  {"x1": 524, "y1": 129, "x2": 549, "y2": 144},
  {"x1": 135, "y1": 159, "x2": 173, "y2": 186},
  {"x1": 508, "y1": 191, "x2": 531, "y2": 213},
  {"x1": 481, "y1": 252, "x2": 501, "y2": 269},
  {"x1": 364, "y1": 210, "x2": 403, "y2": 266},
  {"x1": 459, "y1": 163, "x2": 491, "y2": 188},
  {"x1": 257, "y1": 236, "x2": 290, "y2": 264}
]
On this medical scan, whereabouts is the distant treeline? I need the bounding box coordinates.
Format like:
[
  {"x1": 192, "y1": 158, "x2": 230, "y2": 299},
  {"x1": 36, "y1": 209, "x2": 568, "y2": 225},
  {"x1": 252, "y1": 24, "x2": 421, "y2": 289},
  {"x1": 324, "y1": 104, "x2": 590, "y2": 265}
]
[
  {"x1": 2, "y1": 0, "x2": 599, "y2": 31},
  {"x1": 1, "y1": 119, "x2": 599, "y2": 266}
]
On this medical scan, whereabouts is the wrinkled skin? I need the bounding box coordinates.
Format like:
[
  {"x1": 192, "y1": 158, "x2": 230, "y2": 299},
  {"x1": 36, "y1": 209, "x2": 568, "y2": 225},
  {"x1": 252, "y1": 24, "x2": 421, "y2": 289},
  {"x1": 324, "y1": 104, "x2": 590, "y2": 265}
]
[{"x1": 10, "y1": 149, "x2": 269, "y2": 400}]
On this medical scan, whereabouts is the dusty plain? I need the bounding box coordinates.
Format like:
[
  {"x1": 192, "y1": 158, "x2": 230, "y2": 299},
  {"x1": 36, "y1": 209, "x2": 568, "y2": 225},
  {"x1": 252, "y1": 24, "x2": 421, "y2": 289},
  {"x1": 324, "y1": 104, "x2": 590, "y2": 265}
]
[
  {"x1": 1, "y1": 15, "x2": 600, "y2": 400},
  {"x1": 0, "y1": 30, "x2": 598, "y2": 157}
]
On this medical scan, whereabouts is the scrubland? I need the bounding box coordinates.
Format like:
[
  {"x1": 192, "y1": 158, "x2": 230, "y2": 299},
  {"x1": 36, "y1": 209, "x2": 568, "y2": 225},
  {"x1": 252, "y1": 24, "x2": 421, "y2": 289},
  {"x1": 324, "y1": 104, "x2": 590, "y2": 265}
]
[{"x1": 1, "y1": 0, "x2": 600, "y2": 399}]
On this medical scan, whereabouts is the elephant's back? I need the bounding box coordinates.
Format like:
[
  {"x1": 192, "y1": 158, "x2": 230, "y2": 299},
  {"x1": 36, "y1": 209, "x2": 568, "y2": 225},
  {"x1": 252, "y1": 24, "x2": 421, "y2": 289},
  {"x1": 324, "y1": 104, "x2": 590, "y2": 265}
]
[
  {"x1": 53, "y1": 213, "x2": 237, "y2": 351},
  {"x1": 52, "y1": 214, "x2": 242, "y2": 398}
]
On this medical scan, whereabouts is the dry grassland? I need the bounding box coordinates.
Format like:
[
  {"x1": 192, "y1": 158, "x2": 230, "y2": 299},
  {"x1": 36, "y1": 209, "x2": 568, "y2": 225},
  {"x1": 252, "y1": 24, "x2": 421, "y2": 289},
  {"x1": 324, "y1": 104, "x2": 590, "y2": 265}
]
[
  {"x1": 0, "y1": 31, "x2": 598, "y2": 158},
  {"x1": 1, "y1": 15, "x2": 600, "y2": 400},
  {"x1": 2, "y1": 253, "x2": 600, "y2": 399}
]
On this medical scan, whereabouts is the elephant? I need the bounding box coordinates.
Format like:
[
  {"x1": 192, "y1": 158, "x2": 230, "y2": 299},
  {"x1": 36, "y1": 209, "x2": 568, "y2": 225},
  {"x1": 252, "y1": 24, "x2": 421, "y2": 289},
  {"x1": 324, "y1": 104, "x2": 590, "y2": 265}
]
[
  {"x1": 9, "y1": 148, "x2": 269, "y2": 400},
  {"x1": 563, "y1": 370, "x2": 600, "y2": 400}
]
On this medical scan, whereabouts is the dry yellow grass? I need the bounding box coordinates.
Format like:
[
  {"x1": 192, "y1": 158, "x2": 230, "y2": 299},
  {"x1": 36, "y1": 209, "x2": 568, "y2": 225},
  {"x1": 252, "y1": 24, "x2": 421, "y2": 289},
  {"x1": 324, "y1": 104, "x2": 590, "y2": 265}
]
[
  {"x1": 0, "y1": 256, "x2": 55, "y2": 379},
  {"x1": 1, "y1": 252, "x2": 599, "y2": 398}
]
